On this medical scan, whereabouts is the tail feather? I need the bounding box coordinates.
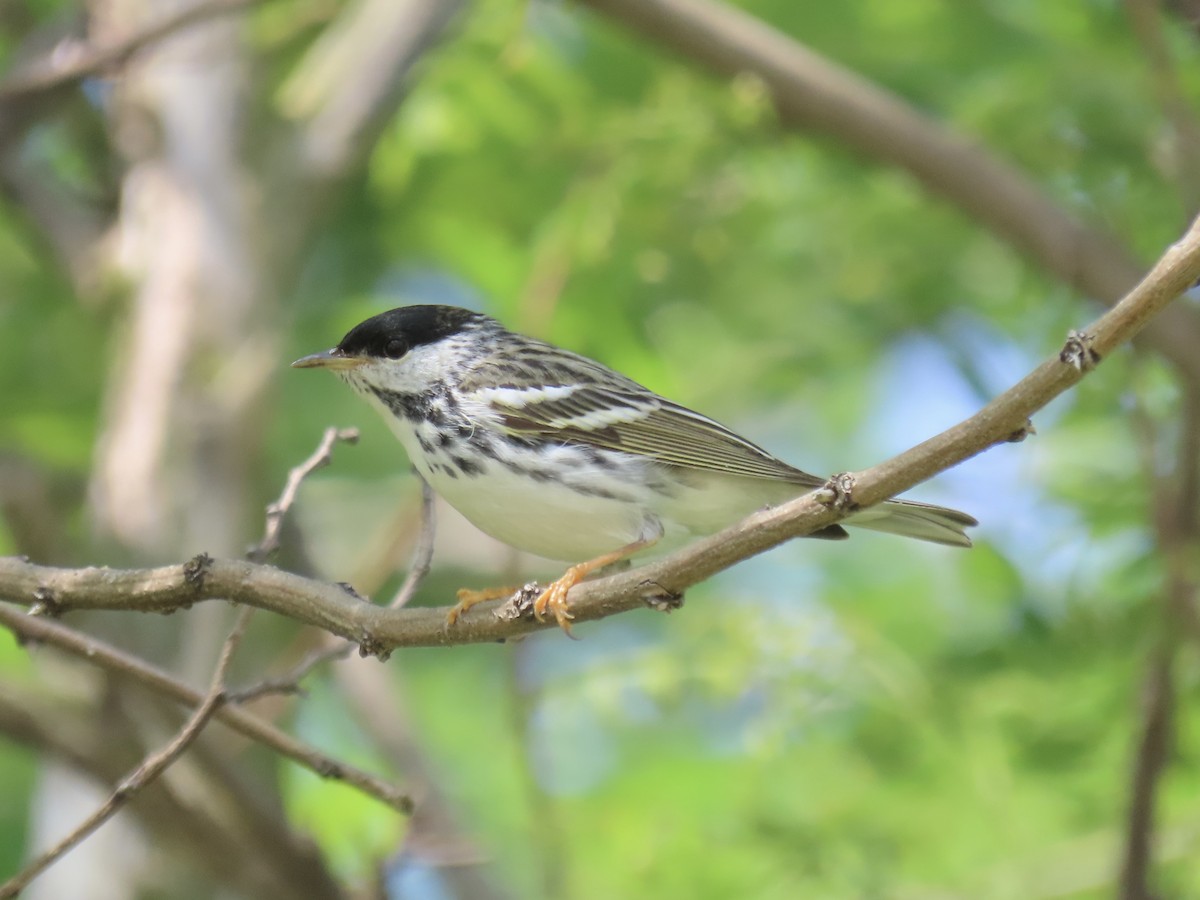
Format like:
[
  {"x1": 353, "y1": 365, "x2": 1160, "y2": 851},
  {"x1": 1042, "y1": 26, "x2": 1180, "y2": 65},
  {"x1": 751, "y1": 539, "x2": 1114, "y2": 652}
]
[{"x1": 844, "y1": 498, "x2": 977, "y2": 548}]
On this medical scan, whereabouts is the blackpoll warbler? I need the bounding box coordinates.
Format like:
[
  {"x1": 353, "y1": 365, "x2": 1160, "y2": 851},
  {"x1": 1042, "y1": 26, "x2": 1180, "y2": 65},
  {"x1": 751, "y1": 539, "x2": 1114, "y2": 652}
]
[{"x1": 294, "y1": 305, "x2": 976, "y2": 633}]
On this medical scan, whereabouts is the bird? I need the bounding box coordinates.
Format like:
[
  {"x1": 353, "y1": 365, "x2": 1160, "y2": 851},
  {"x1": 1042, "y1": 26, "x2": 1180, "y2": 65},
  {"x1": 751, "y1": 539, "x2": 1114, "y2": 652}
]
[{"x1": 293, "y1": 305, "x2": 976, "y2": 634}]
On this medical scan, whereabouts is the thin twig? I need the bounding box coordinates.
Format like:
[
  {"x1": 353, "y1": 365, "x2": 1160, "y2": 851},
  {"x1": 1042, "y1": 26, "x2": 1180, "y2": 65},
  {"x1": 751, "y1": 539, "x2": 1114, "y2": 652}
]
[
  {"x1": 0, "y1": 0, "x2": 264, "y2": 103},
  {"x1": 227, "y1": 641, "x2": 355, "y2": 703},
  {"x1": 231, "y1": 474, "x2": 437, "y2": 702},
  {"x1": 0, "y1": 425, "x2": 401, "y2": 894},
  {"x1": 389, "y1": 476, "x2": 436, "y2": 609},
  {"x1": 0, "y1": 605, "x2": 412, "y2": 813},
  {"x1": 0, "y1": 608, "x2": 254, "y2": 899},
  {"x1": 228, "y1": 424, "x2": 363, "y2": 699},
  {"x1": 248, "y1": 426, "x2": 359, "y2": 563}
]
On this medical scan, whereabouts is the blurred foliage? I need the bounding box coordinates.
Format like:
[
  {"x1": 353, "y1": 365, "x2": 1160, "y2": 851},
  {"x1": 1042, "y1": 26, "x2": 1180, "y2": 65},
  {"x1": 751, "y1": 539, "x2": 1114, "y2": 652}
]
[{"x1": 3, "y1": 0, "x2": 1200, "y2": 897}]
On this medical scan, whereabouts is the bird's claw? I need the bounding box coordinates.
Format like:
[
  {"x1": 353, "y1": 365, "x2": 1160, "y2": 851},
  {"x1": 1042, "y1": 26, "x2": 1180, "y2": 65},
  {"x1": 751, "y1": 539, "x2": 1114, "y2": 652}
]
[
  {"x1": 446, "y1": 585, "x2": 519, "y2": 629},
  {"x1": 533, "y1": 571, "x2": 580, "y2": 638}
]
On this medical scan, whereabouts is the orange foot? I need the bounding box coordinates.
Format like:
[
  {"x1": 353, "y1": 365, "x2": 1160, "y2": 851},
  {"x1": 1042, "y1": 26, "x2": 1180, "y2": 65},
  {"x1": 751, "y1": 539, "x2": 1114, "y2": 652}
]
[
  {"x1": 446, "y1": 585, "x2": 518, "y2": 628},
  {"x1": 532, "y1": 535, "x2": 660, "y2": 637},
  {"x1": 531, "y1": 567, "x2": 585, "y2": 636}
]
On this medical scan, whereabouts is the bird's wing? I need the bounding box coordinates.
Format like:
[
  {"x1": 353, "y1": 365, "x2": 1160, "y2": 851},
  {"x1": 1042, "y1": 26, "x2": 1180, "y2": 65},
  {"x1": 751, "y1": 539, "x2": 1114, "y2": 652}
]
[
  {"x1": 459, "y1": 344, "x2": 976, "y2": 546},
  {"x1": 466, "y1": 359, "x2": 822, "y2": 485}
]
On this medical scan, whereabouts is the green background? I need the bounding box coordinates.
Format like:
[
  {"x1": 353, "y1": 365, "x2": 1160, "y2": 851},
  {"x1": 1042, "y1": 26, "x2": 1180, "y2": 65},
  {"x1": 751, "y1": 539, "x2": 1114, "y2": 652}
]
[{"x1": 1, "y1": 1, "x2": 1198, "y2": 897}]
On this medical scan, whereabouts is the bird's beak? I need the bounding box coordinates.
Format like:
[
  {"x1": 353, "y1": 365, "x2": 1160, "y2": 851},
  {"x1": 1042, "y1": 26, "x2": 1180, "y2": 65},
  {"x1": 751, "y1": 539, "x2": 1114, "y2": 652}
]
[{"x1": 291, "y1": 348, "x2": 366, "y2": 371}]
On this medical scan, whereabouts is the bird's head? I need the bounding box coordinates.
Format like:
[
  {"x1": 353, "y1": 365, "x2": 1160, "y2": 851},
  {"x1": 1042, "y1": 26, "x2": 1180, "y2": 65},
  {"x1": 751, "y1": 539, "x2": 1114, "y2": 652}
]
[{"x1": 292, "y1": 305, "x2": 493, "y2": 396}]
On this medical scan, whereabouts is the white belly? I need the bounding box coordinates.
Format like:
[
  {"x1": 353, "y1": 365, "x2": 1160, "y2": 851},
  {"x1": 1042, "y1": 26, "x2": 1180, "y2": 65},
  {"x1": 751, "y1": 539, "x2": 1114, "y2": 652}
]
[
  {"x1": 425, "y1": 454, "x2": 655, "y2": 561},
  {"x1": 384, "y1": 414, "x2": 659, "y2": 561},
  {"x1": 361, "y1": 387, "x2": 800, "y2": 562}
]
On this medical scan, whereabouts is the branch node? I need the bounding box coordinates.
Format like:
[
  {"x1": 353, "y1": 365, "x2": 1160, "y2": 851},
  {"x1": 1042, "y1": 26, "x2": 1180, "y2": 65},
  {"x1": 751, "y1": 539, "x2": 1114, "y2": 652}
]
[
  {"x1": 356, "y1": 634, "x2": 392, "y2": 662},
  {"x1": 315, "y1": 759, "x2": 345, "y2": 779},
  {"x1": 1060, "y1": 329, "x2": 1101, "y2": 371},
  {"x1": 29, "y1": 586, "x2": 61, "y2": 618},
  {"x1": 816, "y1": 472, "x2": 858, "y2": 511},
  {"x1": 1004, "y1": 419, "x2": 1038, "y2": 443},
  {"x1": 337, "y1": 581, "x2": 366, "y2": 601},
  {"x1": 249, "y1": 426, "x2": 360, "y2": 562},
  {"x1": 639, "y1": 581, "x2": 685, "y2": 613},
  {"x1": 228, "y1": 680, "x2": 307, "y2": 704},
  {"x1": 493, "y1": 582, "x2": 543, "y2": 622},
  {"x1": 182, "y1": 553, "x2": 213, "y2": 588}
]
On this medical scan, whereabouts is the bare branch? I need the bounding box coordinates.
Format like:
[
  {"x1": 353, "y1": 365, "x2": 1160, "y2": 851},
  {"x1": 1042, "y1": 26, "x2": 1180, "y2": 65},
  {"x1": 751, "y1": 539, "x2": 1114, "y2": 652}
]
[
  {"x1": 226, "y1": 642, "x2": 355, "y2": 703},
  {"x1": 249, "y1": 426, "x2": 359, "y2": 563},
  {"x1": 0, "y1": 0, "x2": 262, "y2": 103},
  {"x1": 0, "y1": 607, "x2": 253, "y2": 898},
  {"x1": 0, "y1": 604, "x2": 412, "y2": 814},
  {"x1": 389, "y1": 476, "x2": 436, "y2": 610},
  {"x1": 575, "y1": 0, "x2": 1200, "y2": 384},
  {"x1": 232, "y1": 473, "x2": 437, "y2": 701},
  {"x1": 0, "y1": 2, "x2": 265, "y2": 296},
  {"x1": 3, "y1": 216, "x2": 1200, "y2": 646}
]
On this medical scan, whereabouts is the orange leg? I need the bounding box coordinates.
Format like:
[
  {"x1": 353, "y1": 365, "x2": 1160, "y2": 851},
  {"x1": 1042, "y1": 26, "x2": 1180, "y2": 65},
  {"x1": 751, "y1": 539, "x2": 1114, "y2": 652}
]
[
  {"x1": 446, "y1": 585, "x2": 520, "y2": 627},
  {"x1": 533, "y1": 536, "x2": 658, "y2": 636}
]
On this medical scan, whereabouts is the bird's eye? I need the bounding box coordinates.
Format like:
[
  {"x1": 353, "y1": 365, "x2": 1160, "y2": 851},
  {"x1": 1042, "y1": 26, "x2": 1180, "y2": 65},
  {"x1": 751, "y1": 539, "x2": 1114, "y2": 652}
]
[{"x1": 383, "y1": 338, "x2": 407, "y2": 359}]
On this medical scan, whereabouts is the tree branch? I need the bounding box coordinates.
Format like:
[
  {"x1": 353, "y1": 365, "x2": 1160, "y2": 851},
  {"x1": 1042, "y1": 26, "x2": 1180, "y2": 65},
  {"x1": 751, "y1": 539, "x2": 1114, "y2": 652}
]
[
  {"x1": 0, "y1": 604, "x2": 412, "y2": 813},
  {"x1": 0, "y1": 606, "x2": 254, "y2": 899},
  {"x1": 388, "y1": 476, "x2": 436, "y2": 610},
  {"x1": 249, "y1": 426, "x2": 359, "y2": 563},
  {"x1": 0, "y1": 0, "x2": 263, "y2": 104},
  {"x1": 230, "y1": 472, "x2": 438, "y2": 703},
  {"x1": 2, "y1": 217, "x2": 1200, "y2": 646},
  {"x1": 575, "y1": 0, "x2": 1200, "y2": 385}
]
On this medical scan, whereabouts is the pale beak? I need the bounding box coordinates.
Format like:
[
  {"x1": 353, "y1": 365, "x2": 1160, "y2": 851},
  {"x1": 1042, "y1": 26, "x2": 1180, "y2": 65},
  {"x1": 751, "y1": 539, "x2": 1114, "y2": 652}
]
[{"x1": 291, "y1": 348, "x2": 367, "y2": 370}]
